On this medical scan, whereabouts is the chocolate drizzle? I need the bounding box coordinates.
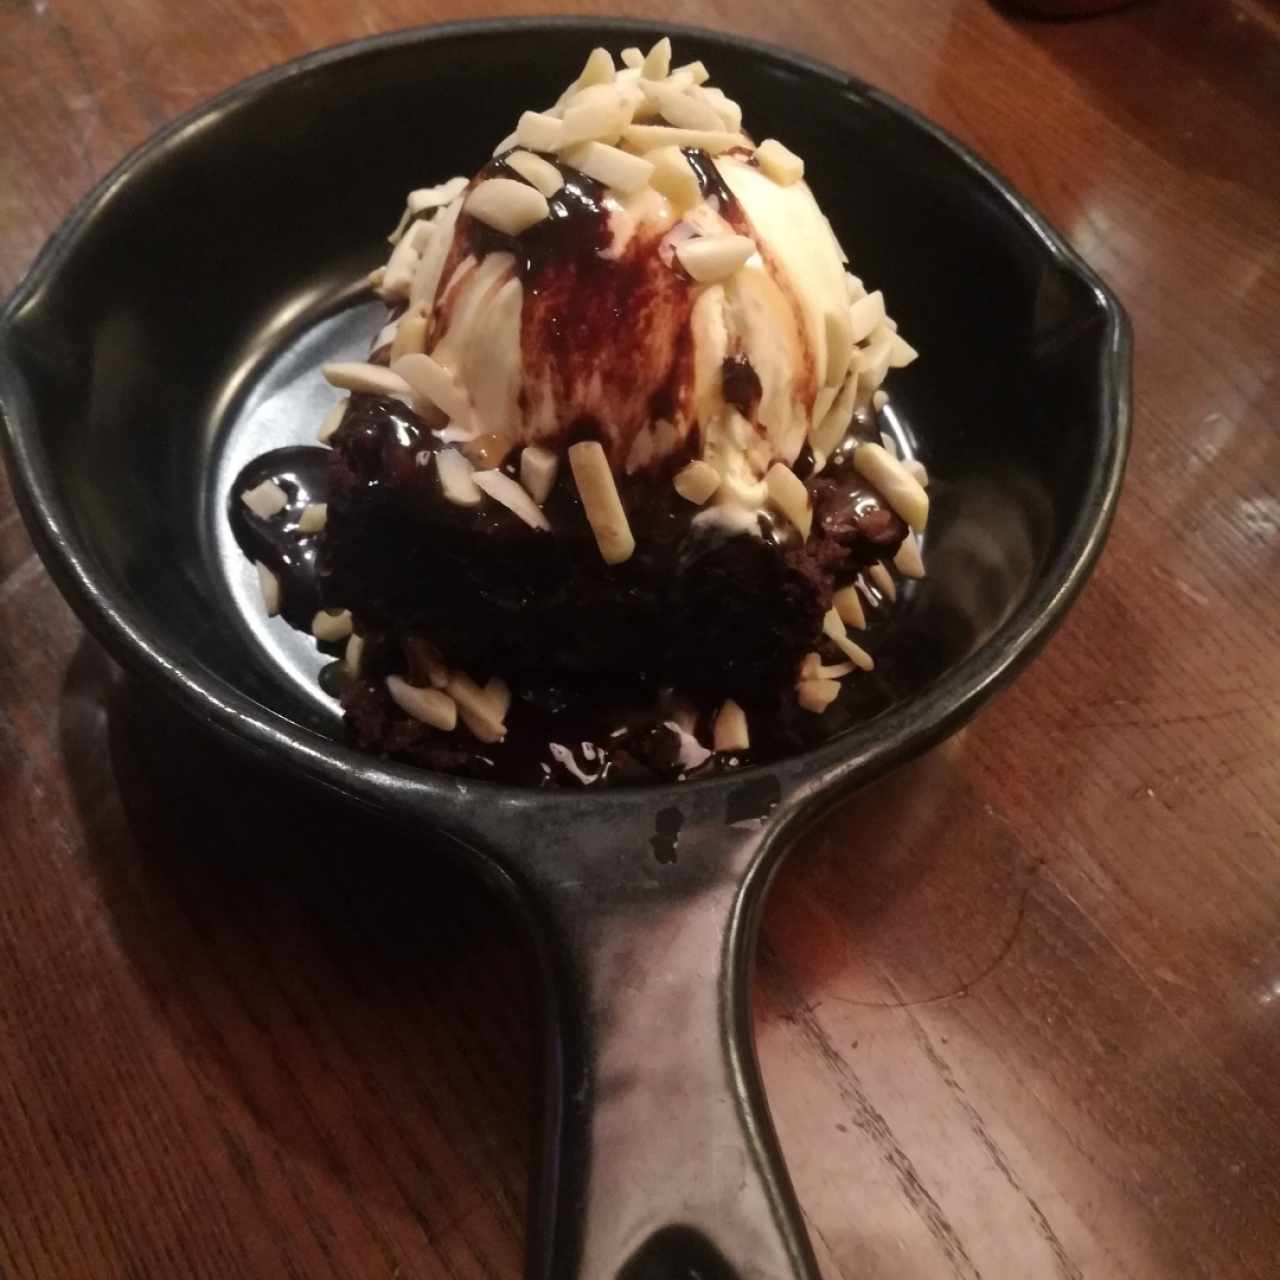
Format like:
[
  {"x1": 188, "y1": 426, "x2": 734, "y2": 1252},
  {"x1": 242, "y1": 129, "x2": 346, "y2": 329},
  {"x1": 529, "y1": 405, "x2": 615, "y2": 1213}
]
[
  {"x1": 470, "y1": 152, "x2": 613, "y2": 285},
  {"x1": 228, "y1": 446, "x2": 333, "y2": 629},
  {"x1": 682, "y1": 147, "x2": 743, "y2": 223}
]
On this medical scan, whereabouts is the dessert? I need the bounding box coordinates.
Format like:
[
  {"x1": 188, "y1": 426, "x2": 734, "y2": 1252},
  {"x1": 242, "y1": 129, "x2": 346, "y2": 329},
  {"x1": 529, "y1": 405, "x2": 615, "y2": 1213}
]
[{"x1": 230, "y1": 37, "x2": 929, "y2": 786}]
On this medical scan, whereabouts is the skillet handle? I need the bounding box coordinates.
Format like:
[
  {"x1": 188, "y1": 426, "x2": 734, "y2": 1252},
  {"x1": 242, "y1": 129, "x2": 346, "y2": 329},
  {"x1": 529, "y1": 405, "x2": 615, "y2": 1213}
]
[{"x1": 517, "y1": 812, "x2": 821, "y2": 1280}]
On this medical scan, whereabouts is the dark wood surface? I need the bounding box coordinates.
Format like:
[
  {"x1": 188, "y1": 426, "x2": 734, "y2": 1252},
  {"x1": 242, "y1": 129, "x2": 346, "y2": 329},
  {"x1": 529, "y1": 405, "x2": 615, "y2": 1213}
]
[{"x1": 2, "y1": 1, "x2": 1278, "y2": 1276}]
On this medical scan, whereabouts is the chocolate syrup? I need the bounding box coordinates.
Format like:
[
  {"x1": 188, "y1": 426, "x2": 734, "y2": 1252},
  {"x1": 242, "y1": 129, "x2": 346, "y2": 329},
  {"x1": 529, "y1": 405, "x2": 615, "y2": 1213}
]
[
  {"x1": 228, "y1": 446, "x2": 332, "y2": 630},
  {"x1": 472, "y1": 152, "x2": 613, "y2": 285},
  {"x1": 682, "y1": 147, "x2": 743, "y2": 224}
]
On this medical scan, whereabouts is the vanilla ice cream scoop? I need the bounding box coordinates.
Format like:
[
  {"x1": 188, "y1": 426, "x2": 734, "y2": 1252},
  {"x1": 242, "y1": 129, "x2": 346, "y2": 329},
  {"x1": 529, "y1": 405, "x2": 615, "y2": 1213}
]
[{"x1": 332, "y1": 38, "x2": 916, "y2": 533}]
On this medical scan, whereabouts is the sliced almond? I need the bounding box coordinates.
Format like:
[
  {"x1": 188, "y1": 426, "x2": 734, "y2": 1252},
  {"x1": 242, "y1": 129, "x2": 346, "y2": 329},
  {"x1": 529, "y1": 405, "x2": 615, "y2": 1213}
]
[
  {"x1": 321, "y1": 362, "x2": 413, "y2": 400},
  {"x1": 675, "y1": 59, "x2": 711, "y2": 86},
  {"x1": 853, "y1": 442, "x2": 929, "y2": 532},
  {"x1": 812, "y1": 370, "x2": 859, "y2": 462},
  {"x1": 578, "y1": 46, "x2": 615, "y2": 87},
  {"x1": 816, "y1": 661, "x2": 857, "y2": 680},
  {"x1": 755, "y1": 138, "x2": 805, "y2": 185},
  {"x1": 889, "y1": 334, "x2": 919, "y2": 368},
  {"x1": 446, "y1": 672, "x2": 507, "y2": 743},
  {"x1": 296, "y1": 503, "x2": 327, "y2": 534},
  {"x1": 797, "y1": 679, "x2": 841, "y2": 714},
  {"x1": 520, "y1": 445, "x2": 560, "y2": 505},
  {"x1": 404, "y1": 217, "x2": 433, "y2": 258},
  {"x1": 642, "y1": 79, "x2": 724, "y2": 131},
  {"x1": 562, "y1": 140, "x2": 654, "y2": 194},
  {"x1": 858, "y1": 330, "x2": 896, "y2": 391},
  {"x1": 839, "y1": 636, "x2": 875, "y2": 671},
  {"x1": 389, "y1": 309, "x2": 428, "y2": 363},
  {"x1": 647, "y1": 144, "x2": 700, "y2": 211},
  {"x1": 642, "y1": 35, "x2": 672, "y2": 79},
  {"x1": 435, "y1": 448, "x2": 482, "y2": 507},
  {"x1": 569, "y1": 440, "x2": 635, "y2": 565},
  {"x1": 382, "y1": 232, "x2": 420, "y2": 299},
  {"x1": 386, "y1": 675, "x2": 458, "y2": 731},
  {"x1": 694, "y1": 85, "x2": 741, "y2": 130},
  {"x1": 484, "y1": 676, "x2": 512, "y2": 720},
  {"x1": 676, "y1": 234, "x2": 755, "y2": 283},
  {"x1": 343, "y1": 632, "x2": 364, "y2": 678},
  {"x1": 473, "y1": 469, "x2": 551, "y2": 531},
  {"x1": 505, "y1": 150, "x2": 565, "y2": 197},
  {"x1": 465, "y1": 177, "x2": 550, "y2": 235},
  {"x1": 811, "y1": 385, "x2": 838, "y2": 434},
  {"x1": 766, "y1": 463, "x2": 812, "y2": 539},
  {"x1": 387, "y1": 176, "x2": 469, "y2": 243},
  {"x1": 833, "y1": 583, "x2": 867, "y2": 631},
  {"x1": 410, "y1": 197, "x2": 463, "y2": 308},
  {"x1": 673, "y1": 459, "x2": 721, "y2": 505},
  {"x1": 869, "y1": 562, "x2": 897, "y2": 602},
  {"x1": 713, "y1": 699, "x2": 750, "y2": 752},
  {"x1": 823, "y1": 608, "x2": 875, "y2": 670},
  {"x1": 241, "y1": 479, "x2": 287, "y2": 519},
  {"x1": 255, "y1": 562, "x2": 280, "y2": 617},
  {"x1": 824, "y1": 306, "x2": 854, "y2": 388},
  {"x1": 402, "y1": 217, "x2": 435, "y2": 261},
  {"x1": 620, "y1": 46, "x2": 644, "y2": 69},
  {"x1": 312, "y1": 609, "x2": 353, "y2": 643},
  {"x1": 822, "y1": 608, "x2": 847, "y2": 646},
  {"x1": 406, "y1": 177, "x2": 470, "y2": 216},
  {"x1": 848, "y1": 290, "x2": 886, "y2": 344},
  {"x1": 559, "y1": 84, "x2": 631, "y2": 148},
  {"x1": 516, "y1": 111, "x2": 565, "y2": 151},
  {"x1": 391, "y1": 352, "x2": 471, "y2": 425},
  {"x1": 622, "y1": 124, "x2": 745, "y2": 154},
  {"x1": 317, "y1": 399, "x2": 348, "y2": 444},
  {"x1": 894, "y1": 531, "x2": 926, "y2": 579}
]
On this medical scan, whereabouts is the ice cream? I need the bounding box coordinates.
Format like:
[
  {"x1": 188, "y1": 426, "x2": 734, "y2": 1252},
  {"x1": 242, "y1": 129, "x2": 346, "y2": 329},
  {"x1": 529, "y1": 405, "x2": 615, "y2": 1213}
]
[{"x1": 231, "y1": 37, "x2": 930, "y2": 786}]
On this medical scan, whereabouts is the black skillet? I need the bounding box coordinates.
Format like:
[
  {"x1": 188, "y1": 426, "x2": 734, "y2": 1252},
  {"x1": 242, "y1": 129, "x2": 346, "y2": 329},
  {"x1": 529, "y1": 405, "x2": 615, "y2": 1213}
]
[{"x1": 0, "y1": 18, "x2": 1130, "y2": 1279}]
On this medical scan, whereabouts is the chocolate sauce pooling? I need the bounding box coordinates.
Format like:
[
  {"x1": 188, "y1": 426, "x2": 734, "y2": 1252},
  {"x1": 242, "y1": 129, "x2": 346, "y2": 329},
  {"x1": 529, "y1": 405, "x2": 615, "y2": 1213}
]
[{"x1": 229, "y1": 446, "x2": 332, "y2": 630}]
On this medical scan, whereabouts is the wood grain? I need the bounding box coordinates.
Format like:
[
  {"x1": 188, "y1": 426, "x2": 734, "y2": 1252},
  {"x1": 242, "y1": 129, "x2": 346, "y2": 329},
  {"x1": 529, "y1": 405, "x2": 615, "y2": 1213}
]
[{"x1": 2, "y1": 1, "x2": 1278, "y2": 1277}]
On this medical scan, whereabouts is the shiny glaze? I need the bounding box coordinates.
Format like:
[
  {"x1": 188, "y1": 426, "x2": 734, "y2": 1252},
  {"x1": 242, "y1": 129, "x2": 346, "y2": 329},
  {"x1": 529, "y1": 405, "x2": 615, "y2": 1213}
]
[
  {"x1": 227, "y1": 446, "x2": 330, "y2": 629},
  {"x1": 239, "y1": 393, "x2": 905, "y2": 787}
]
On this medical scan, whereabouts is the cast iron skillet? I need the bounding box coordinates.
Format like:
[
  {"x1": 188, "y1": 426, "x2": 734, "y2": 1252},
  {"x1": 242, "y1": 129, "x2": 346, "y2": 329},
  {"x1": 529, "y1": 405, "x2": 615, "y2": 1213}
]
[{"x1": 0, "y1": 17, "x2": 1130, "y2": 1280}]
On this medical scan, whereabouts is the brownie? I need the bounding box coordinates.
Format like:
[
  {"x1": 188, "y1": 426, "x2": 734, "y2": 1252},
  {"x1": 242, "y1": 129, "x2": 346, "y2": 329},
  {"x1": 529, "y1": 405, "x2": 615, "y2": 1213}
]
[{"x1": 306, "y1": 392, "x2": 906, "y2": 783}]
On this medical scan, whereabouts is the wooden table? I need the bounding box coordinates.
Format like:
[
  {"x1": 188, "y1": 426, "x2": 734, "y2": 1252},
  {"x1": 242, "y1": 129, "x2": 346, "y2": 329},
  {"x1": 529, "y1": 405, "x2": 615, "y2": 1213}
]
[{"x1": 2, "y1": 1, "x2": 1278, "y2": 1276}]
